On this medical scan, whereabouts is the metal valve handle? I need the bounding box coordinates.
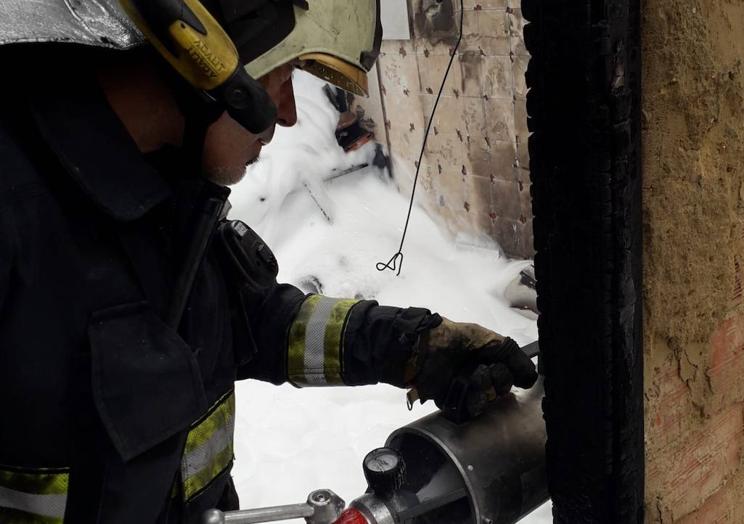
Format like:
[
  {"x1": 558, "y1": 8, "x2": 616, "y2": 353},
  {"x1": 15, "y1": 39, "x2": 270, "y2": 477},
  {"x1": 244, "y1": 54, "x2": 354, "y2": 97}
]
[{"x1": 202, "y1": 489, "x2": 345, "y2": 524}]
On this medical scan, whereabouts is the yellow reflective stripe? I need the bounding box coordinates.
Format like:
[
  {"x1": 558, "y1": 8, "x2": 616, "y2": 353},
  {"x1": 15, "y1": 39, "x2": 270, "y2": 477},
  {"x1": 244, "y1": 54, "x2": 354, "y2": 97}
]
[
  {"x1": 184, "y1": 390, "x2": 235, "y2": 455},
  {"x1": 0, "y1": 467, "x2": 68, "y2": 523},
  {"x1": 0, "y1": 470, "x2": 68, "y2": 496},
  {"x1": 323, "y1": 299, "x2": 359, "y2": 385},
  {"x1": 182, "y1": 391, "x2": 235, "y2": 500},
  {"x1": 287, "y1": 296, "x2": 359, "y2": 387},
  {"x1": 288, "y1": 295, "x2": 322, "y2": 385}
]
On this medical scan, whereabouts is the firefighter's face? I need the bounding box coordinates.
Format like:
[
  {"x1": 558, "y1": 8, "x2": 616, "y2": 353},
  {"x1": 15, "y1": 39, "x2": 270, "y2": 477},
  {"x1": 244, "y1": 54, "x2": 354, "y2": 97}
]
[{"x1": 201, "y1": 63, "x2": 298, "y2": 185}]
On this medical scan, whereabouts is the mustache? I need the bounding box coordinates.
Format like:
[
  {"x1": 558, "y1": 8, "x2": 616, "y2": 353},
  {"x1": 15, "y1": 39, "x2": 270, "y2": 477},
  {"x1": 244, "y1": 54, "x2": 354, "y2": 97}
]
[{"x1": 246, "y1": 151, "x2": 262, "y2": 167}]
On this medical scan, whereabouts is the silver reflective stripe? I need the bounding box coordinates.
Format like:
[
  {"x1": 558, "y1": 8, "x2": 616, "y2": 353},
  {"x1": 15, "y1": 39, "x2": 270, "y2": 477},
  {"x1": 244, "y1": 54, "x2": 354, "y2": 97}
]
[
  {"x1": 182, "y1": 413, "x2": 235, "y2": 481},
  {"x1": 181, "y1": 391, "x2": 236, "y2": 500},
  {"x1": 303, "y1": 296, "x2": 339, "y2": 385},
  {"x1": 0, "y1": 485, "x2": 66, "y2": 519},
  {"x1": 287, "y1": 296, "x2": 360, "y2": 387}
]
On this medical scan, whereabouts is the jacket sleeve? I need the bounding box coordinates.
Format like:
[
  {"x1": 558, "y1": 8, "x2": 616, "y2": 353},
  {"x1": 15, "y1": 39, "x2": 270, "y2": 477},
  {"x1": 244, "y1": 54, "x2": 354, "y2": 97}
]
[
  {"x1": 244, "y1": 286, "x2": 440, "y2": 388},
  {"x1": 337, "y1": 301, "x2": 440, "y2": 387},
  {"x1": 236, "y1": 286, "x2": 440, "y2": 388},
  {"x1": 235, "y1": 282, "x2": 308, "y2": 384}
]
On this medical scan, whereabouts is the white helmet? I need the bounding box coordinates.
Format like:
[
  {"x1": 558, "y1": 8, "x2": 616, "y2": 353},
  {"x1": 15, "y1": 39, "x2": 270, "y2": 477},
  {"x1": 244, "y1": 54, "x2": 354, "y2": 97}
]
[{"x1": 245, "y1": 0, "x2": 381, "y2": 96}]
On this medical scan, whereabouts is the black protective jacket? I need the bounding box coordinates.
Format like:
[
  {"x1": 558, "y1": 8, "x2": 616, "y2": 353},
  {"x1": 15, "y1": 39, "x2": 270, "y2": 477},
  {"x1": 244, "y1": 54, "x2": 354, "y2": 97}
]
[{"x1": 0, "y1": 71, "x2": 429, "y2": 523}]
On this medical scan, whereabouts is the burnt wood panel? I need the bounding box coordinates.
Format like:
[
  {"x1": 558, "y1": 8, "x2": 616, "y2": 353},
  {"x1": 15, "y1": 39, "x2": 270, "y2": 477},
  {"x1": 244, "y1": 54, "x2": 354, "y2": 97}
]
[{"x1": 522, "y1": 0, "x2": 643, "y2": 521}]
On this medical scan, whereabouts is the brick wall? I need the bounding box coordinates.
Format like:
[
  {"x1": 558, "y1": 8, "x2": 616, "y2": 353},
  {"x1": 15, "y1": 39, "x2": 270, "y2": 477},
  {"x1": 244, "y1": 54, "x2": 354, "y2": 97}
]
[
  {"x1": 355, "y1": 0, "x2": 533, "y2": 258},
  {"x1": 643, "y1": 0, "x2": 744, "y2": 521}
]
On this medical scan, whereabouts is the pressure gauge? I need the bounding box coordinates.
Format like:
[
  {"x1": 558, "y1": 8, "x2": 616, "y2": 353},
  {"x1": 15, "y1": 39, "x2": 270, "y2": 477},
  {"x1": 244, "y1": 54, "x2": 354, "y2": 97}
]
[{"x1": 362, "y1": 447, "x2": 406, "y2": 497}]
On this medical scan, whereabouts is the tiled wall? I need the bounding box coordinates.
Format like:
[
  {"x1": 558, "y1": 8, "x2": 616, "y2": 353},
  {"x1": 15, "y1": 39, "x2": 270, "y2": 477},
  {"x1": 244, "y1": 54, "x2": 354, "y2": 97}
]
[{"x1": 356, "y1": 0, "x2": 533, "y2": 258}]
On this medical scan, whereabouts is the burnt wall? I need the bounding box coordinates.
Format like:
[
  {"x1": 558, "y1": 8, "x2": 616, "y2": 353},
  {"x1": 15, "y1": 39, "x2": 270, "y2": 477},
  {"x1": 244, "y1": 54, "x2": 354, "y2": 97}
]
[
  {"x1": 357, "y1": 0, "x2": 533, "y2": 258},
  {"x1": 643, "y1": 1, "x2": 744, "y2": 521}
]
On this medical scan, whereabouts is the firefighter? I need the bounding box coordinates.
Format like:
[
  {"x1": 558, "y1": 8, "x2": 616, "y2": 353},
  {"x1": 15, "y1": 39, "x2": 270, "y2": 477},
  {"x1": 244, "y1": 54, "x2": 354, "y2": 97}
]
[{"x1": 0, "y1": 1, "x2": 538, "y2": 522}]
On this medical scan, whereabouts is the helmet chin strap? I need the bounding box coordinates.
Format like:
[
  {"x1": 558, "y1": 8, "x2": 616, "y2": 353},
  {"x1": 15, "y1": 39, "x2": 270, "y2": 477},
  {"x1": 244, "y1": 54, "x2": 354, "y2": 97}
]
[{"x1": 161, "y1": 63, "x2": 226, "y2": 176}]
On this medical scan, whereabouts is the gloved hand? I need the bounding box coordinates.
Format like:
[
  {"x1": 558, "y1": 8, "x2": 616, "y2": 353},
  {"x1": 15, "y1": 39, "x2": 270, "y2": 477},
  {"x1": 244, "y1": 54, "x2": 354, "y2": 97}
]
[{"x1": 405, "y1": 317, "x2": 538, "y2": 412}]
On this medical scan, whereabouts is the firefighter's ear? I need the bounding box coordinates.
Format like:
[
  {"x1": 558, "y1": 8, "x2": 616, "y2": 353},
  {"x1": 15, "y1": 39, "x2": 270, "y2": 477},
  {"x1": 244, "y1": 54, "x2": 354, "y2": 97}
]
[{"x1": 120, "y1": 0, "x2": 276, "y2": 133}]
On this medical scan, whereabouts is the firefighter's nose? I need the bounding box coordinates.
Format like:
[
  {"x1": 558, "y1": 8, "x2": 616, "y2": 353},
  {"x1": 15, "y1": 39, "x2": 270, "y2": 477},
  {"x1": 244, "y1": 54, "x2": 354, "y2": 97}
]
[{"x1": 276, "y1": 76, "x2": 297, "y2": 128}]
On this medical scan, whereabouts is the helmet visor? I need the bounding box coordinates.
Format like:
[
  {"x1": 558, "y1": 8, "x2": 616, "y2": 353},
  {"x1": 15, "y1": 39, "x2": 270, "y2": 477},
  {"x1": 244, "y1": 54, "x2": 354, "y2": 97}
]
[{"x1": 299, "y1": 53, "x2": 369, "y2": 96}]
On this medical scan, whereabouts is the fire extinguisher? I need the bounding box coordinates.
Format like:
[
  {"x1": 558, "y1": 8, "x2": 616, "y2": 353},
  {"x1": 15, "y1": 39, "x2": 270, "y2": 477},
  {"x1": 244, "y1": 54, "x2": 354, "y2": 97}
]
[
  {"x1": 336, "y1": 378, "x2": 546, "y2": 524},
  {"x1": 333, "y1": 507, "x2": 370, "y2": 524},
  {"x1": 203, "y1": 344, "x2": 546, "y2": 524}
]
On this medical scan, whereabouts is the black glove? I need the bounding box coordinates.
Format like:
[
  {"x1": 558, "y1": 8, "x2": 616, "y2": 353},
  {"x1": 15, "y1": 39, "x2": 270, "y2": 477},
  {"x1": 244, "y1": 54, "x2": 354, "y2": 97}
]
[{"x1": 406, "y1": 318, "x2": 538, "y2": 412}]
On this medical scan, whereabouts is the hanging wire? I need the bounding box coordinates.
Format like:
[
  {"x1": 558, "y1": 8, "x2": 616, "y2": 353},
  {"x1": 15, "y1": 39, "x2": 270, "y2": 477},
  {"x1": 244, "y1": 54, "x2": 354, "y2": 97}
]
[{"x1": 377, "y1": 0, "x2": 466, "y2": 276}]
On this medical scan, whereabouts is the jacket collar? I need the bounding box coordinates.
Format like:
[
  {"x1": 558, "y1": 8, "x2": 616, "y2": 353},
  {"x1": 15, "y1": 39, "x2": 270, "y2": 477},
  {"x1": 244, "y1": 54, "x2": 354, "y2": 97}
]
[{"x1": 28, "y1": 72, "x2": 172, "y2": 222}]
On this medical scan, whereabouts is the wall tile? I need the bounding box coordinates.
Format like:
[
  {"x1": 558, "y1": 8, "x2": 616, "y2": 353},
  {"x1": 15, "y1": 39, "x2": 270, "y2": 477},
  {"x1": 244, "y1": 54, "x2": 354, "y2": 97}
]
[
  {"x1": 418, "y1": 52, "x2": 464, "y2": 96},
  {"x1": 465, "y1": 174, "x2": 497, "y2": 236},
  {"x1": 508, "y1": 8, "x2": 529, "y2": 57},
  {"x1": 464, "y1": 34, "x2": 511, "y2": 56},
  {"x1": 478, "y1": 140, "x2": 516, "y2": 181},
  {"x1": 462, "y1": 9, "x2": 479, "y2": 38},
  {"x1": 459, "y1": 50, "x2": 488, "y2": 97},
  {"x1": 427, "y1": 95, "x2": 466, "y2": 134},
  {"x1": 477, "y1": 8, "x2": 509, "y2": 39},
  {"x1": 490, "y1": 178, "x2": 522, "y2": 220},
  {"x1": 379, "y1": 41, "x2": 423, "y2": 96},
  {"x1": 479, "y1": 0, "x2": 509, "y2": 8},
  {"x1": 483, "y1": 55, "x2": 514, "y2": 99},
  {"x1": 515, "y1": 166, "x2": 531, "y2": 187},
  {"x1": 512, "y1": 53, "x2": 529, "y2": 99},
  {"x1": 462, "y1": 96, "x2": 489, "y2": 138},
  {"x1": 518, "y1": 179, "x2": 532, "y2": 222},
  {"x1": 463, "y1": 0, "x2": 509, "y2": 8},
  {"x1": 424, "y1": 132, "x2": 472, "y2": 178},
  {"x1": 484, "y1": 97, "x2": 516, "y2": 144}
]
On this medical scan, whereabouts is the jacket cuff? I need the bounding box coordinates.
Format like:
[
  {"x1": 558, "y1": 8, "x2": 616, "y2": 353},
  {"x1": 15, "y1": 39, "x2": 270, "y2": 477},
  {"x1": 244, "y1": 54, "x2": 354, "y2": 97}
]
[
  {"x1": 286, "y1": 295, "x2": 360, "y2": 387},
  {"x1": 342, "y1": 303, "x2": 442, "y2": 387}
]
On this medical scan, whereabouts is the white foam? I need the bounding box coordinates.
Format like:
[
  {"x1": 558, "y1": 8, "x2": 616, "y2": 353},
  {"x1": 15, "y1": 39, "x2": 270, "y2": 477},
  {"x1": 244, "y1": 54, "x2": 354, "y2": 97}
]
[{"x1": 228, "y1": 71, "x2": 550, "y2": 523}]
